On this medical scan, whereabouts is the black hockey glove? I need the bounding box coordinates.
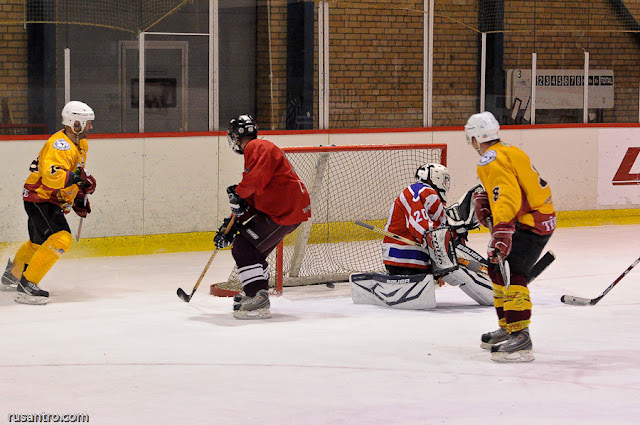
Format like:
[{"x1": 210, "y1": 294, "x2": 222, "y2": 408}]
[
  {"x1": 227, "y1": 185, "x2": 249, "y2": 216},
  {"x1": 213, "y1": 216, "x2": 238, "y2": 249}
]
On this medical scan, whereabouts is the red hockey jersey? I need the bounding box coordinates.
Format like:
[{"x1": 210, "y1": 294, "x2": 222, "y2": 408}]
[
  {"x1": 382, "y1": 182, "x2": 447, "y2": 270},
  {"x1": 235, "y1": 138, "x2": 311, "y2": 226}
]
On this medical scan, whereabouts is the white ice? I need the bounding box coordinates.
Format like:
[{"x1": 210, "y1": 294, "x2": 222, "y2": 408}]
[{"x1": 1, "y1": 225, "x2": 639, "y2": 425}]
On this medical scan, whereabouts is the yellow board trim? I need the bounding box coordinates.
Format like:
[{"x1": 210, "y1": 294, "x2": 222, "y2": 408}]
[{"x1": 0, "y1": 209, "x2": 638, "y2": 259}]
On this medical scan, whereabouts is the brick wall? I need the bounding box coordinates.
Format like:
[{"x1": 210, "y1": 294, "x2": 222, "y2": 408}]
[
  {"x1": 1, "y1": 1, "x2": 639, "y2": 131},
  {"x1": 255, "y1": 0, "x2": 640, "y2": 128},
  {"x1": 503, "y1": 0, "x2": 640, "y2": 123},
  {"x1": 0, "y1": 0, "x2": 28, "y2": 127}
]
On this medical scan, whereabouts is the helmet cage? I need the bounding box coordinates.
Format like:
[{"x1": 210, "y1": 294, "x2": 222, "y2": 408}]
[{"x1": 227, "y1": 114, "x2": 258, "y2": 155}]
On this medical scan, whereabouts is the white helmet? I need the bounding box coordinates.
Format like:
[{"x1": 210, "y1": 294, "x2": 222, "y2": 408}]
[
  {"x1": 416, "y1": 163, "x2": 451, "y2": 203},
  {"x1": 464, "y1": 111, "x2": 500, "y2": 144},
  {"x1": 62, "y1": 101, "x2": 94, "y2": 134}
]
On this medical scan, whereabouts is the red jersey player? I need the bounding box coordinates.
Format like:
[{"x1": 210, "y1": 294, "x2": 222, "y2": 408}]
[{"x1": 214, "y1": 114, "x2": 311, "y2": 319}]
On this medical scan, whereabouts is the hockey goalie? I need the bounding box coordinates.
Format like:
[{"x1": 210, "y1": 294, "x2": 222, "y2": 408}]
[{"x1": 350, "y1": 164, "x2": 493, "y2": 310}]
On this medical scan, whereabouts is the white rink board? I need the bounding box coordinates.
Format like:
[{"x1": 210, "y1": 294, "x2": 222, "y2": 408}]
[{"x1": 0, "y1": 126, "x2": 638, "y2": 242}]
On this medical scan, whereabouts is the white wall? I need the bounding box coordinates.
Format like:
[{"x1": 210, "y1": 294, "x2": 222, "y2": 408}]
[{"x1": 1, "y1": 126, "x2": 638, "y2": 243}]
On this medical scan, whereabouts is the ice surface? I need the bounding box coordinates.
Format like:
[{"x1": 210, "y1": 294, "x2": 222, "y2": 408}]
[{"x1": 1, "y1": 225, "x2": 639, "y2": 424}]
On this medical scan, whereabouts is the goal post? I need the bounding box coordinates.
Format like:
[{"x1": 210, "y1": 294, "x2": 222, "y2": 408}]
[{"x1": 211, "y1": 143, "x2": 447, "y2": 296}]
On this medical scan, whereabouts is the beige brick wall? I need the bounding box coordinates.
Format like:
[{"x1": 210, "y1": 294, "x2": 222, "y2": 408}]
[{"x1": 0, "y1": 0, "x2": 28, "y2": 127}]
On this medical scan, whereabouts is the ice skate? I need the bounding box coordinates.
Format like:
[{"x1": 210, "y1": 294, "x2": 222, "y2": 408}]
[
  {"x1": 1, "y1": 259, "x2": 19, "y2": 291},
  {"x1": 490, "y1": 328, "x2": 534, "y2": 363},
  {"x1": 15, "y1": 276, "x2": 49, "y2": 305},
  {"x1": 233, "y1": 289, "x2": 271, "y2": 319},
  {"x1": 480, "y1": 327, "x2": 508, "y2": 349}
]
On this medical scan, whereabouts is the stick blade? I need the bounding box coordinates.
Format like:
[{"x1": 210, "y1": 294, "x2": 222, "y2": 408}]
[
  {"x1": 177, "y1": 287, "x2": 192, "y2": 303},
  {"x1": 561, "y1": 295, "x2": 592, "y2": 306}
]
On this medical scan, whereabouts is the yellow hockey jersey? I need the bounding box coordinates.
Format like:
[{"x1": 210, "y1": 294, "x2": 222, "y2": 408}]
[
  {"x1": 23, "y1": 130, "x2": 88, "y2": 211},
  {"x1": 476, "y1": 141, "x2": 555, "y2": 235}
]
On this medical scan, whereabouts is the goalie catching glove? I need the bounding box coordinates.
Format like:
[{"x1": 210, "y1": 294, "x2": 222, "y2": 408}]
[
  {"x1": 213, "y1": 216, "x2": 239, "y2": 249},
  {"x1": 488, "y1": 222, "x2": 514, "y2": 263},
  {"x1": 227, "y1": 185, "x2": 249, "y2": 216}
]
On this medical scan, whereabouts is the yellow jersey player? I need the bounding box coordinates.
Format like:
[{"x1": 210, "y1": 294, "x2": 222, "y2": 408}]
[
  {"x1": 1, "y1": 101, "x2": 96, "y2": 305},
  {"x1": 464, "y1": 111, "x2": 556, "y2": 362}
]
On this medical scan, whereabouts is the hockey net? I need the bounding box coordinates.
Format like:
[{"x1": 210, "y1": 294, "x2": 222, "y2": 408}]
[{"x1": 211, "y1": 143, "x2": 447, "y2": 296}]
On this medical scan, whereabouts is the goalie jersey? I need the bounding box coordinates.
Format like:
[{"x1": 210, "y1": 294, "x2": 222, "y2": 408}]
[{"x1": 382, "y1": 182, "x2": 447, "y2": 270}]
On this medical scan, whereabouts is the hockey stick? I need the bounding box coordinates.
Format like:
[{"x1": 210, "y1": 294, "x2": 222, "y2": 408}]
[
  {"x1": 528, "y1": 250, "x2": 555, "y2": 284},
  {"x1": 561, "y1": 255, "x2": 640, "y2": 306},
  {"x1": 355, "y1": 220, "x2": 554, "y2": 285},
  {"x1": 354, "y1": 220, "x2": 421, "y2": 247},
  {"x1": 177, "y1": 215, "x2": 236, "y2": 303},
  {"x1": 76, "y1": 196, "x2": 88, "y2": 242}
]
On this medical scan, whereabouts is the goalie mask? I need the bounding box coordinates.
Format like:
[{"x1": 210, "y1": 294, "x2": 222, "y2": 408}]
[
  {"x1": 228, "y1": 114, "x2": 258, "y2": 155},
  {"x1": 464, "y1": 111, "x2": 500, "y2": 145},
  {"x1": 415, "y1": 163, "x2": 451, "y2": 203}
]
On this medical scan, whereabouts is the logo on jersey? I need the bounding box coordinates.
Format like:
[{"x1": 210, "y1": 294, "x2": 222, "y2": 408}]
[
  {"x1": 53, "y1": 139, "x2": 71, "y2": 151},
  {"x1": 478, "y1": 150, "x2": 497, "y2": 166}
]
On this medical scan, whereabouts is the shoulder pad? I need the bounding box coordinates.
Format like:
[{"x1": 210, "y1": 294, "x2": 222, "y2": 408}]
[{"x1": 478, "y1": 149, "x2": 497, "y2": 166}]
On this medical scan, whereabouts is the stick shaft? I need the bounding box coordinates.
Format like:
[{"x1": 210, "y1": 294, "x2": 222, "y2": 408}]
[
  {"x1": 562, "y1": 256, "x2": 640, "y2": 306},
  {"x1": 354, "y1": 220, "x2": 420, "y2": 247},
  {"x1": 188, "y1": 249, "x2": 219, "y2": 296},
  {"x1": 528, "y1": 250, "x2": 555, "y2": 283},
  {"x1": 181, "y1": 215, "x2": 237, "y2": 300},
  {"x1": 592, "y1": 256, "x2": 640, "y2": 304},
  {"x1": 75, "y1": 196, "x2": 88, "y2": 242}
]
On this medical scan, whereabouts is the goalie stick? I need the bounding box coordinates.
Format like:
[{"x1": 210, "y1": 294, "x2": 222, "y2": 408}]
[
  {"x1": 354, "y1": 220, "x2": 555, "y2": 284},
  {"x1": 561, "y1": 255, "x2": 640, "y2": 306},
  {"x1": 177, "y1": 215, "x2": 236, "y2": 303}
]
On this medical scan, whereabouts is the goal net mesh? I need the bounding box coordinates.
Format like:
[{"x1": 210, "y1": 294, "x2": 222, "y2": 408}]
[{"x1": 214, "y1": 143, "x2": 447, "y2": 294}]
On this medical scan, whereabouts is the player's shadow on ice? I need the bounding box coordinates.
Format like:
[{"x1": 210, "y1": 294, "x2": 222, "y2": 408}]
[
  {"x1": 189, "y1": 312, "x2": 302, "y2": 327},
  {"x1": 427, "y1": 303, "x2": 491, "y2": 314}
]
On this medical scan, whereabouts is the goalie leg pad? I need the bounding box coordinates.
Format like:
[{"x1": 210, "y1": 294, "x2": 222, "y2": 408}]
[
  {"x1": 443, "y1": 243, "x2": 493, "y2": 306},
  {"x1": 350, "y1": 272, "x2": 436, "y2": 310},
  {"x1": 442, "y1": 268, "x2": 494, "y2": 306}
]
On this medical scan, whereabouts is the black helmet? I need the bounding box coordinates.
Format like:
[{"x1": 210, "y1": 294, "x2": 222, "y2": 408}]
[{"x1": 228, "y1": 114, "x2": 258, "y2": 154}]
